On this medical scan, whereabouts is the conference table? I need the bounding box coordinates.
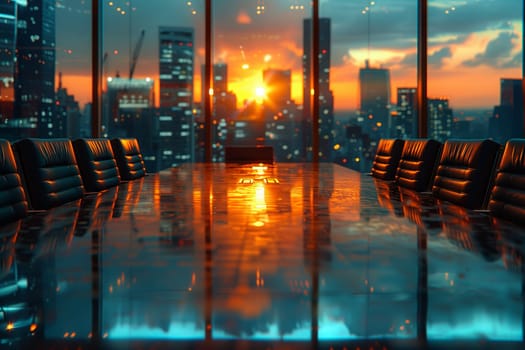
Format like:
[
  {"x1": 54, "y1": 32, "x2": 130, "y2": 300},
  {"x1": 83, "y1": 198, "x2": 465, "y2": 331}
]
[{"x1": 2, "y1": 162, "x2": 525, "y2": 349}]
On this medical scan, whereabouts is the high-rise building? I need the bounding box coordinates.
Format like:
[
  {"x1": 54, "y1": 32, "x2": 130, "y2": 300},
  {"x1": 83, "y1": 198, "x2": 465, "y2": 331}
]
[
  {"x1": 159, "y1": 26, "x2": 195, "y2": 165},
  {"x1": 213, "y1": 63, "x2": 228, "y2": 95},
  {"x1": 489, "y1": 78, "x2": 523, "y2": 143},
  {"x1": 393, "y1": 87, "x2": 417, "y2": 139},
  {"x1": 303, "y1": 18, "x2": 334, "y2": 162},
  {"x1": 15, "y1": 0, "x2": 56, "y2": 138},
  {"x1": 201, "y1": 63, "x2": 237, "y2": 162},
  {"x1": 55, "y1": 72, "x2": 82, "y2": 139},
  {"x1": 428, "y1": 98, "x2": 453, "y2": 142},
  {"x1": 262, "y1": 69, "x2": 301, "y2": 162},
  {"x1": 263, "y1": 68, "x2": 291, "y2": 112},
  {"x1": 358, "y1": 60, "x2": 391, "y2": 141},
  {"x1": 0, "y1": 1, "x2": 17, "y2": 128},
  {"x1": 105, "y1": 77, "x2": 158, "y2": 170}
]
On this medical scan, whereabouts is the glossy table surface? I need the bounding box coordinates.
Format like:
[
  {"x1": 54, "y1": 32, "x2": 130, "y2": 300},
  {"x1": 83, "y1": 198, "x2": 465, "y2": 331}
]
[{"x1": 2, "y1": 162, "x2": 525, "y2": 349}]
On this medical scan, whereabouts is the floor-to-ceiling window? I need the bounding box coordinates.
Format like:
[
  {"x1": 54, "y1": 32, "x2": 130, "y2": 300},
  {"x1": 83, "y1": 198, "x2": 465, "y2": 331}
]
[
  {"x1": 101, "y1": 0, "x2": 205, "y2": 172},
  {"x1": 211, "y1": 1, "x2": 309, "y2": 163},
  {"x1": 0, "y1": 1, "x2": 523, "y2": 168},
  {"x1": 427, "y1": 0, "x2": 523, "y2": 144},
  {"x1": 426, "y1": 0, "x2": 524, "y2": 340},
  {"x1": 319, "y1": 1, "x2": 419, "y2": 339},
  {"x1": 320, "y1": 1, "x2": 418, "y2": 173}
]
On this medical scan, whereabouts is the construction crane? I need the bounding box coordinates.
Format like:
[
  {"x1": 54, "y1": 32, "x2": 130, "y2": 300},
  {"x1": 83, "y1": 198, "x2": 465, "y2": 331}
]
[{"x1": 129, "y1": 29, "x2": 145, "y2": 80}]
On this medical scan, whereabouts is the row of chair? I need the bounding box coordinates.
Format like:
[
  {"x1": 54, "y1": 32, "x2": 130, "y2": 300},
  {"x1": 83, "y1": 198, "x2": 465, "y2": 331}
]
[
  {"x1": 371, "y1": 138, "x2": 525, "y2": 224},
  {"x1": 0, "y1": 137, "x2": 146, "y2": 225}
]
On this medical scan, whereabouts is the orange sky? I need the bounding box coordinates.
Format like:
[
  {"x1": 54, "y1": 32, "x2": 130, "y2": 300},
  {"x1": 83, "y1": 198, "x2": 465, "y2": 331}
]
[
  {"x1": 59, "y1": 17, "x2": 522, "y2": 113},
  {"x1": 61, "y1": 54, "x2": 518, "y2": 113}
]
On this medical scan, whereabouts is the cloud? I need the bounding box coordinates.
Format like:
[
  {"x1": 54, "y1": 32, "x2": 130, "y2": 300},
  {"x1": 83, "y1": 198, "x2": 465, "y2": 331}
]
[
  {"x1": 236, "y1": 11, "x2": 252, "y2": 25},
  {"x1": 462, "y1": 31, "x2": 520, "y2": 68},
  {"x1": 429, "y1": 47, "x2": 453, "y2": 68},
  {"x1": 399, "y1": 52, "x2": 416, "y2": 67}
]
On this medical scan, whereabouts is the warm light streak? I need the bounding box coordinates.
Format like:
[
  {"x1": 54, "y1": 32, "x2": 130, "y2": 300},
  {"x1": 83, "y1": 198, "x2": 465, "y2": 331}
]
[
  {"x1": 6, "y1": 322, "x2": 14, "y2": 331},
  {"x1": 254, "y1": 184, "x2": 266, "y2": 211},
  {"x1": 30, "y1": 323, "x2": 38, "y2": 333},
  {"x1": 255, "y1": 86, "x2": 266, "y2": 104}
]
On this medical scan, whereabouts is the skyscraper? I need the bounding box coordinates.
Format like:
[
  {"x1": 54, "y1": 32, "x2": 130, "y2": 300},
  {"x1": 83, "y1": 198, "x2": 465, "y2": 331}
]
[
  {"x1": 56, "y1": 72, "x2": 82, "y2": 139},
  {"x1": 159, "y1": 26, "x2": 195, "y2": 165},
  {"x1": 489, "y1": 78, "x2": 523, "y2": 143},
  {"x1": 303, "y1": 18, "x2": 334, "y2": 162},
  {"x1": 263, "y1": 68, "x2": 301, "y2": 161},
  {"x1": 0, "y1": 0, "x2": 17, "y2": 129},
  {"x1": 358, "y1": 60, "x2": 391, "y2": 141},
  {"x1": 15, "y1": 0, "x2": 56, "y2": 138},
  {"x1": 210, "y1": 63, "x2": 236, "y2": 162},
  {"x1": 105, "y1": 77, "x2": 158, "y2": 171},
  {"x1": 394, "y1": 87, "x2": 417, "y2": 139},
  {"x1": 428, "y1": 98, "x2": 453, "y2": 142},
  {"x1": 263, "y1": 68, "x2": 291, "y2": 112},
  {"x1": 213, "y1": 63, "x2": 228, "y2": 95}
]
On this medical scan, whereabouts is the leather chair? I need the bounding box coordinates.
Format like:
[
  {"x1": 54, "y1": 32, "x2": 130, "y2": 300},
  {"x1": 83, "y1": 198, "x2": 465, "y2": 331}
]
[
  {"x1": 110, "y1": 138, "x2": 146, "y2": 181},
  {"x1": 432, "y1": 139, "x2": 501, "y2": 210},
  {"x1": 0, "y1": 139, "x2": 28, "y2": 225},
  {"x1": 224, "y1": 146, "x2": 275, "y2": 164},
  {"x1": 13, "y1": 138, "x2": 85, "y2": 210},
  {"x1": 395, "y1": 139, "x2": 442, "y2": 192},
  {"x1": 488, "y1": 139, "x2": 525, "y2": 224},
  {"x1": 370, "y1": 139, "x2": 404, "y2": 180},
  {"x1": 73, "y1": 138, "x2": 120, "y2": 192}
]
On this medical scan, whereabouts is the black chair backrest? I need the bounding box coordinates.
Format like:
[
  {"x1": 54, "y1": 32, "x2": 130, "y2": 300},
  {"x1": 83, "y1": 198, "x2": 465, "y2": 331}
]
[
  {"x1": 395, "y1": 139, "x2": 442, "y2": 192},
  {"x1": 371, "y1": 139, "x2": 405, "y2": 180},
  {"x1": 432, "y1": 139, "x2": 501, "y2": 209},
  {"x1": 73, "y1": 138, "x2": 120, "y2": 192},
  {"x1": 13, "y1": 138, "x2": 85, "y2": 210},
  {"x1": 224, "y1": 146, "x2": 275, "y2": 164},
  {"x1": 488, "y1": 139, "x2": 525, "y2": 224},
  {"x1": 0, "y1": 139, "x2": 28, "y2": 224},
  {"x1": 110, "y1": 138, "x2": 146, "y2": 181}
]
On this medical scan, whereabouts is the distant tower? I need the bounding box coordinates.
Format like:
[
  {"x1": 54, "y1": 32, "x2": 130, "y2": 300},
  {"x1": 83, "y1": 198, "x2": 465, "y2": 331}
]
[
  {"x1": 489, "y1": 78, "x2": 523, "y2": 143},
  {"x1": 14, "y1": 0, "x2": 56, "y2": 138},
  {"x1": 213, "y1": 63, "x2": 228, "y2": 95},
  {"x1": 263, "y1": 68, "x2": 301, "y2": 162},
  {"x1": 159, "y1": 26, "x2": 195, "y2": 165},
  {"x1": 359, "y1": 60, "x2": 391, "y2": 140},
  {"x1": 0, "y1": 1, "x2": 17, "y2": 130},
  {"x1": 394, "y1": 87, "x2": 417, "y2": 139},
  {"x1": 263, "y1": 68, "x2": 291, "y2": 112},
  {"x1": 428, "y1": 98, "x2": 453, "y2": 142},
  {"x1": 56, "y1": 72, "x2": 82, "y2": 138},
  {"x1": 105, "y1": 77, "x2": 157, "y2": 170},
  {"x1": 199, "y1": 63, "x2": 237, "y2": 162},
  {"x1": 303, "y1": 18, "x2": 334, "y2": 161}
]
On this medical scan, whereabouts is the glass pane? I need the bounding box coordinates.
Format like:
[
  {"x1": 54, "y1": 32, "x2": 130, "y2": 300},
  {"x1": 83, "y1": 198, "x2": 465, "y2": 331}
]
[
  {"x1": 428, "y1": 0, "x2": 523, "y2": 143},
  {"x1": 101, "y1": 0, "x2": 206, "y2": 338},
  {"x1": 321, "y1": 1, "x2": 418, "y2": 172},
  {"x1": 0, "y1": 0, "x2": 91, "y2": 141},
  {"x1": 212, "y1": 1, "x2": 310, "y2": 163},
  {"x1": 103, "y1": 0, "x2": 204, "y2": 172}
]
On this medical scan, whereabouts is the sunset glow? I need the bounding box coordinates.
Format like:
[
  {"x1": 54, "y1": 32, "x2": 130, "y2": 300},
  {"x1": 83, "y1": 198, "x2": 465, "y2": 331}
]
[{"x1": 54, "y1": 1, "x2": 522, "y2": 112}]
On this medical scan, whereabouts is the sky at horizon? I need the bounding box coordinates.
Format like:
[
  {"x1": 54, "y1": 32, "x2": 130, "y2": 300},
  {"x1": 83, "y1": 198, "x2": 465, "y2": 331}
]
[{"x1": 54, "y1": 0, "x2": 523, "y2": 112}]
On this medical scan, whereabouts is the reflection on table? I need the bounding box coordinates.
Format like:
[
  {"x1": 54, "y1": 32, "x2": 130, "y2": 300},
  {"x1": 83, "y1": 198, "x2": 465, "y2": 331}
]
[{"x1": 1, "y1": 163, "x2": 525, "y2": 349}]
